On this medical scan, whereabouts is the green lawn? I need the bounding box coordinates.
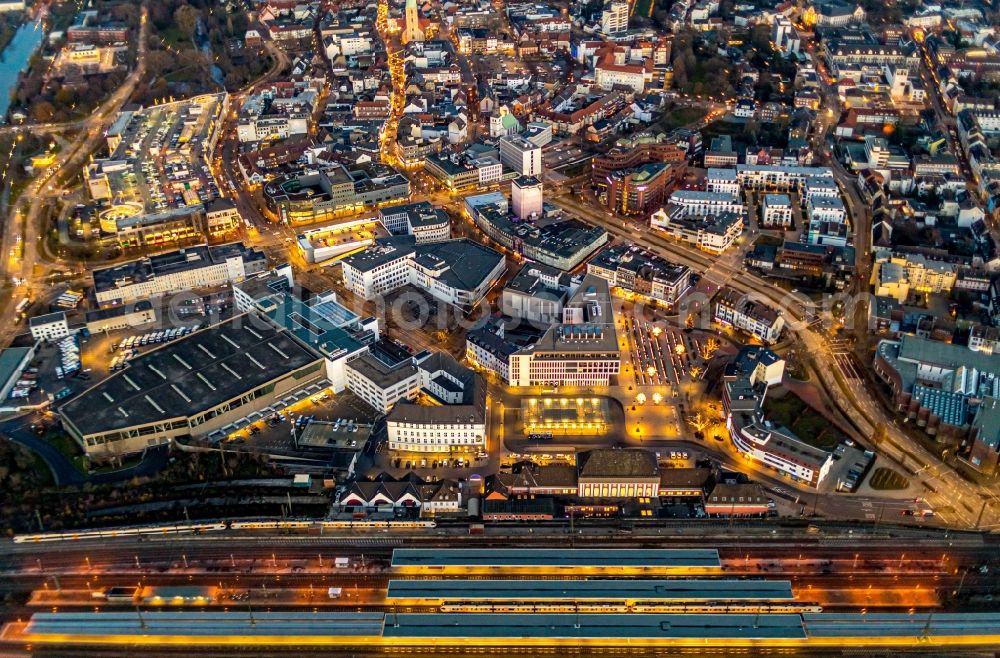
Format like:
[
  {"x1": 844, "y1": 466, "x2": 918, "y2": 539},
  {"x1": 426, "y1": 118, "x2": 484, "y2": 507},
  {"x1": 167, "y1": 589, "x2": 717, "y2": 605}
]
[
  {"x1": 633, "y1": 0, "x2": 653, "y2": 18},
  {"x1": 45, "y1": 430, "x2": 88, "y2": 474},
  {"x1": 869, "y1": 467, "x2": 909, "y2": 491},
  {"x1": 763, "y1": 391, "x2": 845, "y2": 451},
  {"x1": 660, "y1": 106, "x2": 706, "y2": 130},
  {"x1": 160, "y1": 26, "x2": 189, "y2": 46},
  {"x1": 754, "y1": 235, "x2": 784, "y2": 248}
]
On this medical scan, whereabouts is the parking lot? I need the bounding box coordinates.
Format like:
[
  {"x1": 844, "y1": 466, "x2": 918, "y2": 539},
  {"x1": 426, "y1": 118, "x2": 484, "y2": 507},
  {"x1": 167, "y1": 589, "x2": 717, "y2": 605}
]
[
  {"x1": 91, "y1": 94, "x2": 227, "y2": 247},
  {"x1": 542, "y1": 138, "x2": 590, "y2": 171},
  {"x1": 222, "y1": 390, "x2": 379, "y2": 453}
]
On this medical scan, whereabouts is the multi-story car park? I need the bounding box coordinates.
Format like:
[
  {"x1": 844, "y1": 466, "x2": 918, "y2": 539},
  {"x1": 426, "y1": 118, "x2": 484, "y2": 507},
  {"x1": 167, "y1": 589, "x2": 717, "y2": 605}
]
[
  {"x1": 85, "y1": 94, "x2": 231, "y2": 248},
  {"x1": 296, "y1": 218, "x2": 384, "y2": 264},
  {"x1": 91, "y1": 242, "x2": 266, "y2": 307},
  {"x1": 59, "y1": 314, "x2": 327, "y2": 458},
  {"x1": 465, "y1": 192, "x2": 608, "y2": 271},
  {"x1": 263, "y1": 164, "x2": 410, "y2": 225}
]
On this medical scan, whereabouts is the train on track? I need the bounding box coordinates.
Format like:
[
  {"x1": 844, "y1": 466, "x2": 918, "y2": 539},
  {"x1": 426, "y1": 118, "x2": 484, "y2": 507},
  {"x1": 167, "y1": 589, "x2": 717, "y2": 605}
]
[
  {"x1": 13, "y1": 519, "x2": 437, "y2": 543},
  {"x1": 438, "y1": 601, "x2": 824, "y2": 614}
]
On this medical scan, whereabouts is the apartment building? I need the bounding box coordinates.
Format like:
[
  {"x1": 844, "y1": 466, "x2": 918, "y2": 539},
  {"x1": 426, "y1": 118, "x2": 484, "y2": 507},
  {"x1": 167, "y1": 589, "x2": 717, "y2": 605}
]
[
  {"x1": 668, "y1": 190, "x2": 744, "y2": 216},
  {"x1": 761, "y1": 194, "x2": 793, "y2": 227},
  {"x1": 650, "y1": 204, "x2": 744, "y2": 254},
  {"x1": 714, "y1": 286, "x2": 785, "y2": 343},
  {"x1": 587, "y1": 245, "x2": 692, "y2": 306}
]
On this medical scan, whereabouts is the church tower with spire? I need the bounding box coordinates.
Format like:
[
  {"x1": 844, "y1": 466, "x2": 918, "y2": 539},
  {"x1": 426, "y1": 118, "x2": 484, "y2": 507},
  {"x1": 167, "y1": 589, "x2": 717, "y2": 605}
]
[{"x1": 403, "y1": 0, "x2": 424, "y2": 43}]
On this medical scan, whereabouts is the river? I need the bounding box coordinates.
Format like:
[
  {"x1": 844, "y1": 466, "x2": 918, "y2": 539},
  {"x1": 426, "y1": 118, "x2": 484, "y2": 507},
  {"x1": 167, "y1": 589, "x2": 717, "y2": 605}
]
[{"x1": 0, "y1": 18, "x2": 45, "y2": 123}]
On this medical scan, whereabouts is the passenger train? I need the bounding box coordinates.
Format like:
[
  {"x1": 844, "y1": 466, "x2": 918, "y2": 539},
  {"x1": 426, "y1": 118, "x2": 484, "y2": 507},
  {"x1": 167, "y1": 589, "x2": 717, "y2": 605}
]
[
  {"x1": 439, "y1": 601, "x2": 824, "y2": 614},
  {"x1": 13, "y1": 519, "x2": 436, "y2": 543}
]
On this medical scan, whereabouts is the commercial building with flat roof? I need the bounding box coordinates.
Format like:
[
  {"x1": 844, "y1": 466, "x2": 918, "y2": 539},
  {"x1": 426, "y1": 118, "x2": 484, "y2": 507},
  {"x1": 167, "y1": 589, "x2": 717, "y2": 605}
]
[
  {"x1": 509, "y1": 275, "x2": 620, "y2": 387},
  {"x1": 345, "y1": 349, "x2": 420, "y2": 413},
  {"x1": 92, "y1": 242, "x2": 266, "y2": 307},
  {"x1": 723, "y1": 347, "x2": 834, "y2": 487},
  {"x1": 377, "y1": 201, "x2": 451, "y2": 243},
  {"x1": 341, "y1": 237, "x2": 506, "y2": 310},
  {"x1": 874, "y1": 335, "x2": 1000, "y2": 472},
  {"x1": 501, "y1": 262, "x2": 576, "y2": 325},
  {"x1": 60, "y1": 313, "x2": 326, "y2": 458},
  {"x1": 84, "y1": 300, "x2": 157, "y2": 333},
  {"x1": 29, "y1": 312, "x2": 71, "y2": 342},
  {"x1": 386, "y1": 352, "x2": 487, "y2": 453},
  {"x1": 499, "y1": 134, "x2": 542, "y2": 176}
]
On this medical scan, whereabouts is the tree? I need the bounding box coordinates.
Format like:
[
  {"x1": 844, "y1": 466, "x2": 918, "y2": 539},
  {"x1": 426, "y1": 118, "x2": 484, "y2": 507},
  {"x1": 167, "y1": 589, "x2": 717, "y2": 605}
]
[
  {"x1": 173, "y1": 3, "x2": 200, "y2": 41},
  {"x1": 672, "y1": 57, "x2": 688, "y2": 91},
  {"x1": 750, "y1": 24, "x2": 770, "y2": 51},
  {"x1": 31, "y1": 101, "x2": 55, "y2": 122}
]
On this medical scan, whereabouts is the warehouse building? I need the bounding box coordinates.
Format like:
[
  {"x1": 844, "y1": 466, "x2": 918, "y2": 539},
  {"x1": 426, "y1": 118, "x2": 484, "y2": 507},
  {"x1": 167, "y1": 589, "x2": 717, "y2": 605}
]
[{"x1": 59, "y1": 314, "x2": 327, "y2": 458}]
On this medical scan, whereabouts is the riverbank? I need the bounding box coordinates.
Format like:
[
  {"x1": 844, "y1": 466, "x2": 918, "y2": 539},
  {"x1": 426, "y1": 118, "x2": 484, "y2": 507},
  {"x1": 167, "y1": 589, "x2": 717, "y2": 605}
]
[{"x1": 0, "y1": 16, "x2": 45, "y2": 122}]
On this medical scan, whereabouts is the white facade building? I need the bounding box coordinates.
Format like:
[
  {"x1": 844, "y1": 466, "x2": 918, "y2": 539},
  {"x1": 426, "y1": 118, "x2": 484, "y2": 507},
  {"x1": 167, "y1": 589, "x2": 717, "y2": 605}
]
[
  {"x1": 735, "y1": 164, "x2": 835, "y2": 191},
  {"x1": 29, "y1": 312, "x2": 72, "y2": 341},
  {"x1": 508, "y1": 275, "x2": 621, "y2": 387},
  {"x1": 600, "y1": 1, "x2": 629, "y2": 35},
  {"x1": 807, "y1": 196, "x2": 847, "y2": 224},
  {"x1": 668, "y1": 190, "x2": 744, "y2": 216},
  {"x1": 706, "y1": 168, "x2": 740, "y2": 195},
  {"x1": 93, "y1": 243, "x2": 265, "y2": 307},
  {"x1": 341, "y1": 238, "x2": 506, "y2": 310},
  {"x1": 761, "y1": 194, "x2": 793, "y2": 227},
  {"x1": 386, "y1": 353, "x2": 486, "y2": 453},
  {"x1": 499, "y1": 135, "x2": 543, "y2": 177},
  {"x1": 345, "y1": 352, "x2": 420, "y2": 413},
  {"x1": 236, "y1": 112, "x2": 310, "y2": 143}
]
